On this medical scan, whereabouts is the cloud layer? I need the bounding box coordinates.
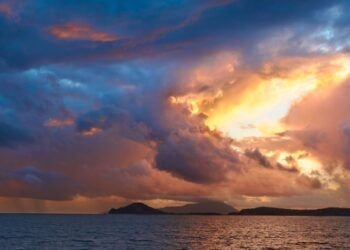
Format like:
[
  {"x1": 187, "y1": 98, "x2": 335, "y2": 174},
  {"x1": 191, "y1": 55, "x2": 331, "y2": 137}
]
[{"x1": 1, "y1": 0, "x2": 350, "y2": 212}]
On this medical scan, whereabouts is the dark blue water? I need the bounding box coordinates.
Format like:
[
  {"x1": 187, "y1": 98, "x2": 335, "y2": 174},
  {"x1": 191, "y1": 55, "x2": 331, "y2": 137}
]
[{"x1": 0, "y1": 215, "x2": 349, "y2": 249}]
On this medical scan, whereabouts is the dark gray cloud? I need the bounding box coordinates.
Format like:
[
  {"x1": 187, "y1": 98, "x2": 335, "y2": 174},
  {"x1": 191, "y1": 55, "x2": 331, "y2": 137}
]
[
  {"x1": 156, "y1": 128, "x2": 240, "y2": 183},
  {"x1": 0, "y1": 122, "x2": 32, "y2": 147},
  {"x1": 245, "y1": 148, "x2": 272, "y2": 168},
  {"x1": 0, "y1": 0, "x2": 348, "y2": 206},
  {"x1": 0, "y1": 166, "x2": 77, "y2": 200},
  {"x1": 0, "y1": 0, "x2": 347, "y2": 70}
]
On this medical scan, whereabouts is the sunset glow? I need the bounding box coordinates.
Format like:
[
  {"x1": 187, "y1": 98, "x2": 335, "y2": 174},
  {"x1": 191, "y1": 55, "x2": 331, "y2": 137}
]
[
  {"x1": 2, "y1": 0, "x2": 350, "y2": 213},
  {"x1": 172, "y1": 54, "x2": 350, "y2": 139}
]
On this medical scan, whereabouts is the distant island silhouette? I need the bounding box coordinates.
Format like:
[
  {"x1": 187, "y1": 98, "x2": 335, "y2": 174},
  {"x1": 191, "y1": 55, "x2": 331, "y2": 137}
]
[
  {"x1": 109, "y1": 202, "x2": 165, "y2": 214},
  {"x1": 108, "y1": 203, "x2": 350, "y2": 216},
  {"x1": 234, "y1": 207, "x2": 350, "y2": 216},
  {"x1": 108, "y1": 201, "x2": 236, "y2": 215}
]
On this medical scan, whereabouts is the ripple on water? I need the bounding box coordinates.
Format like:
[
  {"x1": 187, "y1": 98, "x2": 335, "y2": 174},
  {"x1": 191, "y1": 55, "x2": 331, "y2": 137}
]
[{"x1": 0, "y1": 215, "x2": 349, "y2": 249}]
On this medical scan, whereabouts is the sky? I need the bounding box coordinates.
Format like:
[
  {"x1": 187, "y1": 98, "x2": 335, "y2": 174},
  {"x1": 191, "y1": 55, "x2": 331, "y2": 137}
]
[{"x1": 1, "y1": 0, "x2": 350, "y2": 213}]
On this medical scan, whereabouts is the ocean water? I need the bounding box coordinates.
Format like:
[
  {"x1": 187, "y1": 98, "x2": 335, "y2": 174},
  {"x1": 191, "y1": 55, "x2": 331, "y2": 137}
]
[{"x1": 0, "y1": 215, "x2": 349, "y2": 249}]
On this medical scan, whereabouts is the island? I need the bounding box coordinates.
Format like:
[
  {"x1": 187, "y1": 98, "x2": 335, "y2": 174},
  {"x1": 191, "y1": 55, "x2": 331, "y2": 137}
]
[
  {"x1": 108, "y1": 203, "x2": 350, "y2": 216},
  {"x1": 108, "y1": 202, "x2": 165, "y2": 214},
  {"x1": 108, "y1": 201, "x2": 236, "y2": 215},
  {"x1": 232, "y1": 207, "x2": 350, "y2": 216}
]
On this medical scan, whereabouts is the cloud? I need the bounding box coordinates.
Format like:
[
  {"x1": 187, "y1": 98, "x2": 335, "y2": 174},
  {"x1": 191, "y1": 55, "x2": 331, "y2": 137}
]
[
  {"x1": 0, "y1": 2, "x2": 12, "y2": 17},
  {"x1": 0, "y1": 166, "x2": 76, "y2": 200},
  {"x1": 10, "y1": 166, "x2": 62, "y2": 185},
  {"x1": 2, "y1": 0, "x2": 350, "y2": 212},
  {"x1": 0, "y1": 0, "x2": 342, "y2": 70},
  {"x1": 0, "y1": 0, "x2": 23, "y2": 19},
  {"x1": 45, "y1": 118, "x2": 74, "y2": 128},
  {"x1": 0, "y1": 48, "x2": 345, "y2": 211},
  {"x1": 283, "y1": 78, "x2": 350, "y2": 170},
  {"x1": 245, "y1": 148, "x2": 272, "y2": 168},
  {"x1": 156, "y1": 127, "x2": 240, "y2": 184},
  {"x1": 48, "y1": 22, "x2": 118, "y2": 42},
  {"x1": 75, "y1": 107, "x2": 150, "y2": 141},
  {"x1": 0, "y1": 122, "x2": 32, "y2": 147}
]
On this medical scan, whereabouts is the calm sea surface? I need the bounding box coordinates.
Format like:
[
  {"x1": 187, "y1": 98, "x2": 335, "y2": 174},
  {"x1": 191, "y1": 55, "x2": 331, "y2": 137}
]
[{"x1": 0, "y1": 214, "x2": 349, "y2": 249}]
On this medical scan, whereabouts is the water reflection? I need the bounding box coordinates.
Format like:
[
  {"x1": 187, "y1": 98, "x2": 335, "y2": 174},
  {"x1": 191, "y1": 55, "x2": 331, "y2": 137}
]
[{"x1": 0, "y1": 215, "x2": 349, "y2": 249}]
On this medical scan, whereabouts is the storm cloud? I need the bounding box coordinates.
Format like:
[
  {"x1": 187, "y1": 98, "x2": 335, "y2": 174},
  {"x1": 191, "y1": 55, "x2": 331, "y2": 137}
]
[{"x1": 1, "y1": 0, "x2": 350, "y2": 212}]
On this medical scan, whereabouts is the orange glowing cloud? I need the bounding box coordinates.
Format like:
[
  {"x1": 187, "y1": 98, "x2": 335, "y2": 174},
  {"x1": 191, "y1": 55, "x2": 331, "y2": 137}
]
[
  {"x1": 45, "y1": 118, "x2": 74, "y2": 128},
  {"x1": 48, "y1": 22, "x2": 118, "y2": 42},
  {"x1": 80, "y1": 127, "x2": 103, "y2": 136},
  {"x1": 171, "y1": 53, "x2": 350, "y2": 139},
  {"x1": 0, "y1": 2, "x2": 12, "y2": 17},
  {"x1": 0, "y1": 0, "x2": 24, "y2": 19},
  {"x1": 167, "y1": 51, "x2": 350, "y2": 195}
]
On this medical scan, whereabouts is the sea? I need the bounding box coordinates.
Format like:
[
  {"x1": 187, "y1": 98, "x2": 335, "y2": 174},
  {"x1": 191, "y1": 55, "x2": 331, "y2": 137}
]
[{"x1": 0, "y1": 214, "x2": 349, "y2": 249}]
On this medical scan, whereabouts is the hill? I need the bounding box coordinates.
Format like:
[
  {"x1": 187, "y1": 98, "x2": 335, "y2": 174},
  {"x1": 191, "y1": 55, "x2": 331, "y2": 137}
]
[
  {"x1": 235, "y1": 207, "x2": 350, "y2": 216},
  {"x1": 108, "y1": 202, "x2": 165, "y2": 214}
]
